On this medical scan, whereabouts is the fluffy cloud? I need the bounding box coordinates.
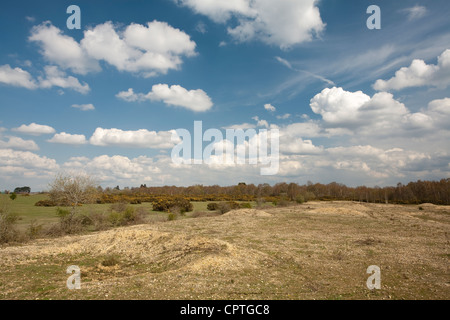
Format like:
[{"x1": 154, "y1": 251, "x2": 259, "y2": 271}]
[
  {"x1": 224, "y1": 116, "x2": 273, "y2": 130},
  {"x1": 0, "y1": 137, "x2": 39, "y2": 151},
  {"x1": 0, "y1": 148, "x2": 59, "y2": 187},
  {"x1": 264, "y1": 103, "x2": 276, "y2": 112},
  {"x1": 82, "y1": 21, "x2": 196, "y2": 77},
  {"x1": 0, "y1": 64, "x2": 37, "y2": 89},
  {"x1": 308, "y1": 87, "x2": 450, "y2": 152},
  {"x1": 30, "y1": 20, "x2": 196, "y2": 77},
  {"x1": 310, "y1": 87, "x2": 409, "y2": 134},
  {"x1": 116, "y1": 84, "x2": 213, "y2": 112},
  {"x1": 85, "y1": 155, "x2": 160, "y2": 181},
  {"x1": 0, "y1": 148, "x2": 58, "y2": 171},
  {"x1": 177, "y1": 0, "x2": 325, "y2": 49},
  {"x1": 12, "y1": 123, "x2": 55, "y2": 136},
  {"x1": 373, "y1": 49, "x2": 450, "y2": 91},
  {"x1": 176, "y1": 0, "x2": 254, "y2": 23},
  {"x1": 310, "y1": 87, "x2": 371, "y2": 127},
  {"x1": 29, "y1": 21, "x2": 100, "y2": 75},
  {"x1": 89, "y1": 128, "x2": 178, "y2": 149},
  {"x1": 410, "y1": 98, "x2": 450, "y2": 131},
  {"x1": 47, "y1": 132, "x2": 88, "y2": 145},
  {"x1": 38, "y1": 66, "x2": 90, "y2": 94},
  {"x1": 0, "y1": 64, "x2": 89, "y2": 93},
  {"x1": 222, "y1": 122, "x2": 257, "y2": 130},
  {"x1": 275, "y1": 145, "x2": 433, "y2": 181},
  {"x1": 281, "y1": 122, "x2": 323, "y2": 138},
  {"x1": 71, "y1": 103, "x2": 95, "y2": 111},
  {"x1": 279, "y1": 137, "x2": 323, "y2": 155}
]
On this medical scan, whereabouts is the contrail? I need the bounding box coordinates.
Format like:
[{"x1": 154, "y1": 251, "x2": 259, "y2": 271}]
[{"x1": 275, "y1": 56, "x2": 335, "y2": 86}]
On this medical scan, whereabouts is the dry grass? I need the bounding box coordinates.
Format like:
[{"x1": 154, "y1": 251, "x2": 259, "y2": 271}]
[{"x1": 0, "y1": 201, "x2": 448, "y2": 300}]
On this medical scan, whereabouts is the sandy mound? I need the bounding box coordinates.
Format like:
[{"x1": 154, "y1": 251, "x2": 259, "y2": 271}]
[
  {"x1": 0, "y1": 225, "x2": 264, "y2": 272},
  {"x1": 223, "y1": 209, "x2": 272, "y2": 217},
  {"x1": 309, "y1": 207, "x2": 366, "y2": 216}
]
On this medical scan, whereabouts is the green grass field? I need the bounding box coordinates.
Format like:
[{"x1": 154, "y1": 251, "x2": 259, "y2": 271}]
[{"x1": 0, "y1": 194, "x2": 251, "y2": 230}]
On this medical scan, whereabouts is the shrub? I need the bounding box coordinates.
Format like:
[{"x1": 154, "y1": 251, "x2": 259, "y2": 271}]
[
  {"x1": 47, "y1": 208, "x2": 86, "y2": 236},
  {"x1": 135, "y1": 207, "x2": 149, "y2": 216},
  {"x1": 122, "y1": 206, "x2": 145, "y2": 225},
  {"x1": 276, "y1": 199, "x2": 291, "y2": 207},
  {"x1": 304, "y1": 192, "x2": 316, "y2": 202},
  {"x1": 207, "y1": 203, "x2": 219, "y2": 211},
  {"x1": 9, "y1": 193, "x2": 17, "y2": 201},
  {"x1": 239, "y1": 202, "x2": 252, "y2": 209},
  {"x1": 108, "y1": 211, "x2": 123, "y2": 227},
  {"x1": 26, "y1": 219, "x2": 43, "y2": 240},
  {"x1": 35, "y1": 199, "x2": 57, "y2": 207},
  {"x1": 56, "y1": 207, "x2": 70, "y2": 218},
  {"x1": 0, "y1": 202, "x2": 20, "y2": 244},
  {"x1": 256, "y1": 198, "x2": 266, "y2": 206},
  {"x1": 101, "y1": 255, "x2": 120, "y2": 267},
  {"x1": 108, "y1": 206, "x2": 145, "y2": 227},
  {"x1": 167, "y1": 212, "x2": 177, "y2": 221},
  {"x1": 295, "y1": 195, "x2": 305, "y2": 204},
  {"x1": 152, "y1": 197, "x2": 193, "y2": 213},
  {"x1": 171, "y1": 197, "x2": 193, "y2": 213},
  {"x1": 152, "y1": 199, "x2": 170, "y2": 212},
  {"x1": 217, "y1": 202, "x2": 231, "y2": 214},
  {"x1": 110, "y1": 202, "x2": 128, "y2": 213},
  {"x1": 191, "y1": 211, "x2": 219, "y2": 218},
  {"x1": 89, "y1": 212, "x2": 110, "y2": 231}
]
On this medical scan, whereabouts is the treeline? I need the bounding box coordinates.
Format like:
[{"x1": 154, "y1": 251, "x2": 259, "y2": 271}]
[{"x1": 100, "y1": 179, "x2": 449, "y2": 205}]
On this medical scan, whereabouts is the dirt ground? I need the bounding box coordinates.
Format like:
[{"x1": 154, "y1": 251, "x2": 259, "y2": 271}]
[{"x1": 0, "y1": 201, "x2": 448, "y2": 300}]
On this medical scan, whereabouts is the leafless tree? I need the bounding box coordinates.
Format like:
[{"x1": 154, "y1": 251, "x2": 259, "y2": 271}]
[{"x1": 48, "y1": 172, "x2": 98, "y2": 219}]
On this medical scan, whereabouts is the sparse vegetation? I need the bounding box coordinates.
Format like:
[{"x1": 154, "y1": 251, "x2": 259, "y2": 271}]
[
  {"x1": 0, "y1": 201, "x2": 20, "y2": 244},
  {"x1": 35, "y1": 199, "x2": 57, "y2": 207},
  {"x1": 0, "y1": 200, "x2": 448, "y2": 300},
  {"x1": 152, "y1": 197, "x2": 193, "y2": 213},
  {"x1": 207, "y1": 203, "x2": 218, "y2": 211}
]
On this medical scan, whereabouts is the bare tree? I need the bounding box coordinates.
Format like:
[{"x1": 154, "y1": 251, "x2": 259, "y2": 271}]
[{"x1": 48, "y1": 172, "x2": 98, "y2": 220}]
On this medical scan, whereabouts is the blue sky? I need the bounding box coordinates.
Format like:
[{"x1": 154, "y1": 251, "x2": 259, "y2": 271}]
[{"x1": 0, "y1": 0, "x2": 449, "y2": 191}]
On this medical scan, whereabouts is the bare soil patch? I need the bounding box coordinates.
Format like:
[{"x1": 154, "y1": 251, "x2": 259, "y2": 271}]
[{"x1": 0, "y1": 201, "x2": 448, "y2": 300}]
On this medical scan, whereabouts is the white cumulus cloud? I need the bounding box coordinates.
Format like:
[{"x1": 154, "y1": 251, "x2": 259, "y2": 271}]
[
  {"x1": 29, "y1": 21, "x2": 100, "y2": 75},
  {"x1": 47, "y1": 132, "x2": 88, "y2": 145},
  {"x1": 12, "y1": 123, "x2": 55, "y2": 136},
  {"x1": 89, "y1": 128, "x2": 178, "y2": 149},
  {"x1": 177, "y1": 0, "x2": 325, "y2": 49},
  {"x1": 0, "y1": 136, "x2": 39, "y2": 151},
  {"x1": 264, "y1": 103, "x2": 276, "y2": 112},
  {"x1": 373, "y1": 49, "x2": 450, "y2": 91},
  {"x1": 116, "y1": 84, "x2": 213, "y2": 112},
  {"x1": 30, "y1": 20, "x2": 196, "y2": 77},
  {"x1": 82, "y1": 21, "x2": 196, "y2": 77},
  {"x1": 38, "y1": 66, "x2": 90, "y2": 94},
  {"x1": 0, "y1": 64, "x2": 38, "y2": 89}
]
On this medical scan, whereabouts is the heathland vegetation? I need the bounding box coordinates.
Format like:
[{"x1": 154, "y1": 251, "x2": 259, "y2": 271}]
[
  {"x1": 44, "y1": 178, "x2": 450, "y2": 205},
  {"x1": 0, "y1": 174, "x2": 449, "y2": 299},
  {"x1": 0, "y1": 176, "x2": 449, "y2": 245}
]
